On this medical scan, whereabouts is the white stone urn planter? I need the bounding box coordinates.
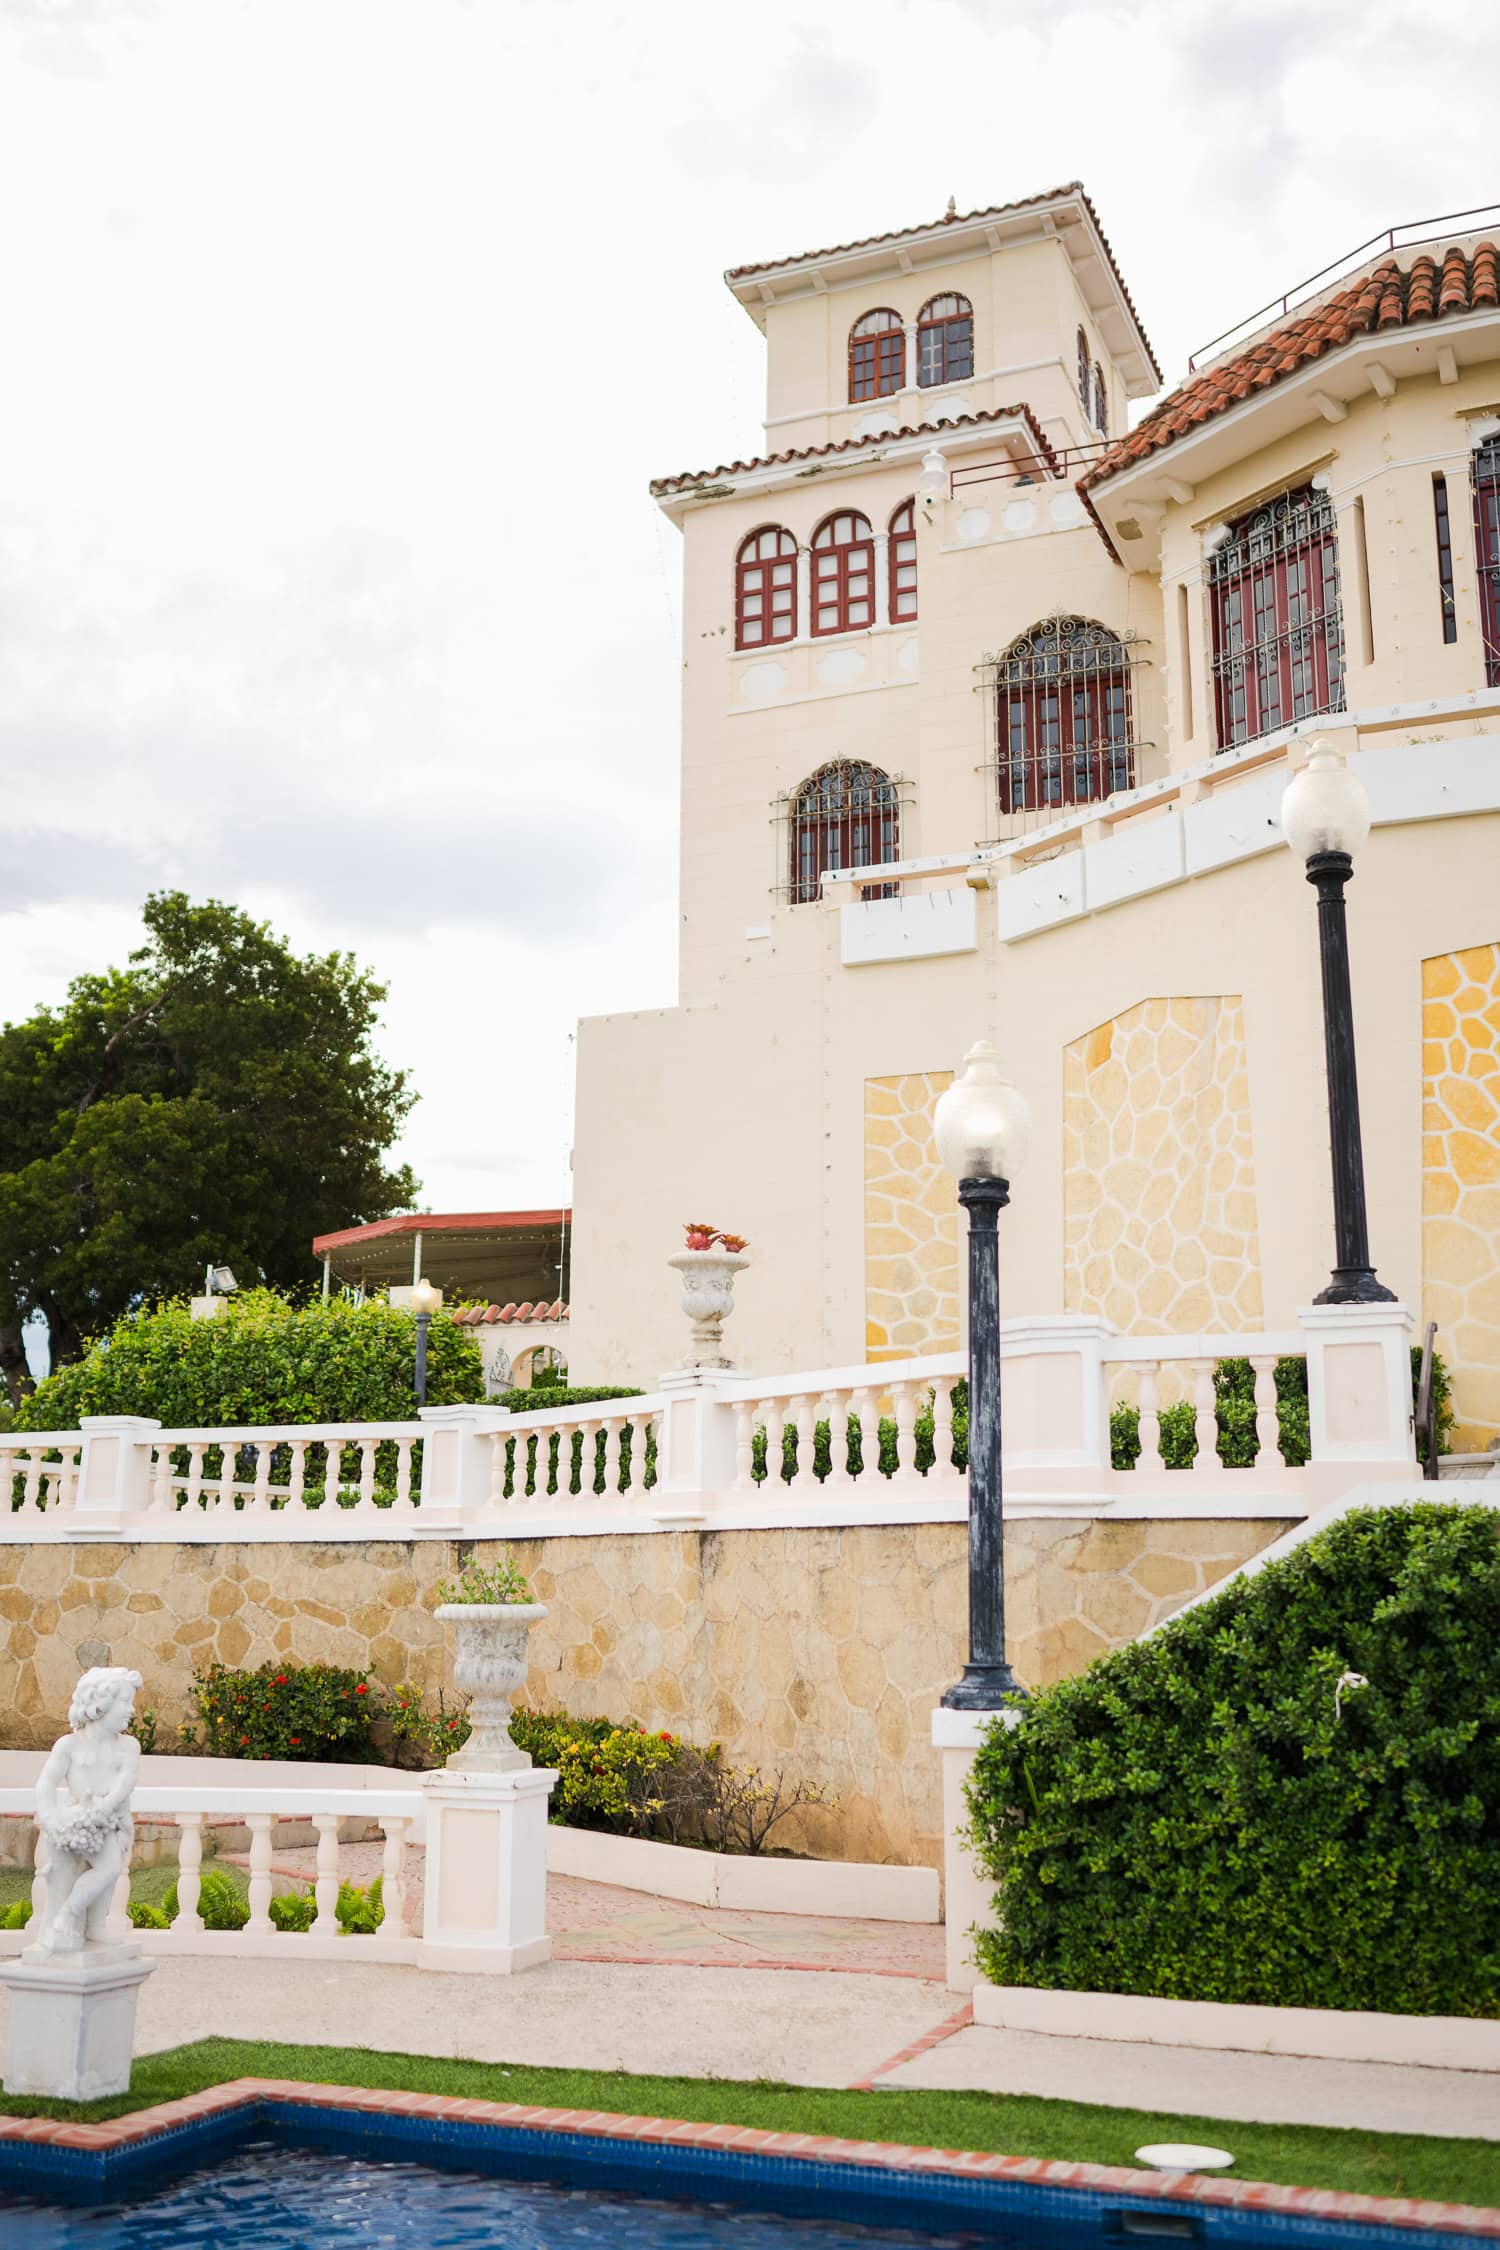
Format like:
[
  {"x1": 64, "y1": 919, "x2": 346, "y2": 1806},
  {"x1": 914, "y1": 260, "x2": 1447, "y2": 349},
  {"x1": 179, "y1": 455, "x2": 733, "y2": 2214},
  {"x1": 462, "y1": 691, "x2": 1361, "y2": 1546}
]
[
  {"x1": 434, "y1": 1603, "x2": 547, "y2": 1773},
  {"x1": 668, "y1": 1247, "x2": 751, "y2": 1368}
]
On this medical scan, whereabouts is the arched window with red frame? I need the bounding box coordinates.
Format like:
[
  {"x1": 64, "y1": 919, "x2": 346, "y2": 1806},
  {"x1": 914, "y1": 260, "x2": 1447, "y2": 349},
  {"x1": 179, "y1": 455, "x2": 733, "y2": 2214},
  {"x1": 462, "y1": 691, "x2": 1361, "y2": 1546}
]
[
  {"x1": 888, "y1": 499, "x2": 917, "y2": 621},
  {"x1": 849, "y1": 309, "x2": 904, "y2": 401},
  {"x1": 917, "y1": 293, "x2": 973, "y2": 387},
  {"x1": 811, "y1": 510, "x2": 874, "y2": 636},
  {"x1": 1077, "y1": 328, "x2": 1090, "y2": 413},
  {"x1": 735, "y1": 525, "x2": 797, "y2": 650},
  {"x1": 1093, "y1": 363, "x2": 1108, "y2": 436},
  {"x1": 995, "y1": 616, "x2": 1134, "y2": 815},
  {"x1": 1471, "y1": 437, "x2": 1500, "y2": 683},
  {"x1": 788, "y1": 760, "x2": 901, "y2": 904},
  {"x1": 1208, "y1": 483, "x2": 1345, "y2": 747}
]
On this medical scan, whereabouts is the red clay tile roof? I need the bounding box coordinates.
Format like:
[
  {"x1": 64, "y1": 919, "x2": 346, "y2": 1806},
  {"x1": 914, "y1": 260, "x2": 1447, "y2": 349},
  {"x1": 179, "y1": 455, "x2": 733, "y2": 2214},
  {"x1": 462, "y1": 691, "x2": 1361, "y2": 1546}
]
[
  {"x1": 651, "y1": 404, "x2": 1059, "y2": 499},
  {"x1": 450, "y1": 1300, "x2": 568, "y2": 1326},
  {"x1": 727, "y1": 183, "x2": 1162, "y2": 384},
  {"x1": 1082, "y1": 244, "x2": 1500, "y2": 490}
]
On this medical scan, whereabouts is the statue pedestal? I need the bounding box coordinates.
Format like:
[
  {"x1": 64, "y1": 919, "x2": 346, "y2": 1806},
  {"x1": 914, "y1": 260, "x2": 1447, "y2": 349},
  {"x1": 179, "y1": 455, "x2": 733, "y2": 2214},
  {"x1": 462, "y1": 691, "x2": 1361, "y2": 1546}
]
[
  {"x1": 0, "y1": 1945, "x2": 156, "y2": 2099},
  {"x1": 417, "y1": 1766, "x2": 557, "y2": 1974}
]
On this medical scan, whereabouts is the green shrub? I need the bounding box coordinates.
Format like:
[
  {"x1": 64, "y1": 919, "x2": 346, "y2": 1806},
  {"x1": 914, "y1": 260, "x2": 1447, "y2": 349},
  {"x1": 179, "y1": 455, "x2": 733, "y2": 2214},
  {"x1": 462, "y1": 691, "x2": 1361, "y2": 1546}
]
[
  {"x1": 161, "y1": 1869, "x2": 249, "y2": 1931},
  {"x1": 336, "y1": 1875, "x2": 384, "y2": 1934},
  {"x1": 383, "y1": 1682, "x2": 471, "y2": 1767},
  {"x1": 0, "y1": 1899, "x2": 31, "y2": 1929},
  {"x1": 434, "y1": 1555, "x2": 533, "y2": 1605},
  {"x1": 129, "y1": 1902, "x2": 171, "y2": 1930},
  {"x1": 269, "y1": 1890, "x2": 318, "y2": 1932},
  {"x1": 965, "y1": 1502, "x2": 1500, "y2": 2018},
  {"x1": 504, "y1": 1385, "x2": 643, "y2": 1412},
  {"x1": 16, "y1": 1287, "x2": 484, "y2": 1432},
  {"x1": 510, "y1": 1709, "x2": 680, "y2": 1832},
  {"x1": 183, "y1": 1661, "x2": 378, "y2": 1762},
  {"x1": 1109, "y1": 1357, "x2": 1310, "y2": 1470},
  {"x1": 499, "y1": 1403, "x2": 656, "y2": 1498}
]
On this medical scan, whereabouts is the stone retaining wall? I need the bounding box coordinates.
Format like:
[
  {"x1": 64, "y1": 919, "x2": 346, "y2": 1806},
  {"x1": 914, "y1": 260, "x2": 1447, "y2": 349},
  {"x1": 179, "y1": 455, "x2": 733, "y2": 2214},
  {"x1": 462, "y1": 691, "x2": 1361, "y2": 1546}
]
[{"x1": 0, "y1": 1515, "x2": 1290, "y2": 1868}]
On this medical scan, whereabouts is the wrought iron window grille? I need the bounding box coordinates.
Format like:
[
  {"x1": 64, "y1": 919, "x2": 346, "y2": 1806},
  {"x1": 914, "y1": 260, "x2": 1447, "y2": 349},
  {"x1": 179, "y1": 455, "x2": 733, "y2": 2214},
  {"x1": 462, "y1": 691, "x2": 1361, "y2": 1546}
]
[
  {"x1": 976, "y1": 616, "x2": 1146, "y2": 820},
  {"x1": 1208, "y1": 483, "x2": 1346, "y2": 749},
  {"x1": 772, "y1": 763, "x2": 913, "y2": 904},
  {"x1": 1470, "y1": 438, "x2": 1500, "y2": 683}
]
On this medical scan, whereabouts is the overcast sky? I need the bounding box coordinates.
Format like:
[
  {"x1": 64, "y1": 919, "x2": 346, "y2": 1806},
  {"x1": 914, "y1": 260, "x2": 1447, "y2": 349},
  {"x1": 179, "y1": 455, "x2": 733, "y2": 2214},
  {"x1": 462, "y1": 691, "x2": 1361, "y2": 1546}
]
[{"x1": 0, "y1": 0, "x2": 1494, "y2": 1243}]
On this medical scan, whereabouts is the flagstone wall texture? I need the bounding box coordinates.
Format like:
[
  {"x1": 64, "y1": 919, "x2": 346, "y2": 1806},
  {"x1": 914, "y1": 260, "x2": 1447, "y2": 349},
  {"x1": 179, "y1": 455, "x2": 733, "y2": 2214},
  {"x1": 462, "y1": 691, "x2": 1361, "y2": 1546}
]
[
  {"x1": 0, "y1": 1515, "x2": 1289, "y2": 1869},
  {"x1": 1062, "y1": 995, "x2": 1264, "y2": 1335},
  {"x1": 864, "y1": 1070, "x2": 960, "y2": 1361},
  {"x1": 1422, "y1": 943, "x2": 1500, "y2": 1450}
]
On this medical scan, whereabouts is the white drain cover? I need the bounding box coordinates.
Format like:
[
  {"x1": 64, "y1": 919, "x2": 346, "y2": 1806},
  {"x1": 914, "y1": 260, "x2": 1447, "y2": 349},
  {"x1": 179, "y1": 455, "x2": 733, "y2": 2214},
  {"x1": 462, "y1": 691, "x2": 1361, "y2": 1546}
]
[{"x1": 1135, "y1": 2144, "x2": 1235, "y2": 2171}]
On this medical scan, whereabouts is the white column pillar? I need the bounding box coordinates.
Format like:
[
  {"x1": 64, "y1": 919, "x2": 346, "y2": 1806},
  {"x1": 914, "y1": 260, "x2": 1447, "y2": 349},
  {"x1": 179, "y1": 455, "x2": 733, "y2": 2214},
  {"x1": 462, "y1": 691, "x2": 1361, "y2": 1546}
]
[
  {"x1": 903, "y1": 321, "x2": 920, "y2": 398},
  {"x1": 72, "y1": 1417, "x2": 161, "y2": 1533},
  {"x1": 417, "y1": 1405, "x2": 502, "y2": 1526},
  {"x1": 932, "y1": 1705, "x2": 1016, "y2": 1992},
  {"x1": 1299, "y1": 1301, "x2": 1416, "y2": 1478},
  {"x1": 418, "y1": 1766, "x2": 557, "y2": 1974}
]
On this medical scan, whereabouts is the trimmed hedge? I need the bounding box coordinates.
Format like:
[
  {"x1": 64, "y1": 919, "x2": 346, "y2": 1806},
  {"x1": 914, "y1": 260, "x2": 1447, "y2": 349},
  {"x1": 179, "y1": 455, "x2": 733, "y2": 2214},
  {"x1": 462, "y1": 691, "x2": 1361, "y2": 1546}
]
[
  {"x1": 965, "y1": 1502, "x2": 1500, "y2": 2019},
  {"x1": 15, "y1": 1288, "x2": 484, "y2": 1430}
]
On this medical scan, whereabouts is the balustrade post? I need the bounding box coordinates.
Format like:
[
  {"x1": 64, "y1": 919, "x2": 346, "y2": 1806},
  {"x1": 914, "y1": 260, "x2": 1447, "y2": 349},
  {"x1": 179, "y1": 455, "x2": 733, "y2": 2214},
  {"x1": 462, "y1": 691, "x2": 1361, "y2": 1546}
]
[
  {"x1": 175, "y1": 1814, "x2": 204, "y2": 1932},
  {"x1": 732, "y1": 1401, "x2": 758, "y2": 1492},
  {"x1": 382, "y1": 1817, "x2": 410, "y2": 1936},
  {"x1": 930, "y1": 1377, "x2": 958, "y2": 1482},
  {"x1": 1251, "y1": 1356, "x2": 1280, "y2": 1468},
  {"x1": 246, "y1": 1814, "x2": 274, "y2": 1934},
  {"x1": 653, "y1": 1369, "x2": 739, "y2": 1509},
  {"x1": 1135, "y1": 1366, "x2": 1163, "y2": 1473},
  {"x1": 70, "y1": 1416, "x2": 161, "y2": 1535},
  {"x1": 892, "y1": 1381, "x2": 918, "y2": 1477},
  {"x1": 792, "y1": 1395, "x2": 817, "y2": 1486},
  {"x1": 418, "y1": 1405, "x2": 504, "y2": 1526},
  {"x1": 821, "y1": 1394, "x2": 854, "y2": 1488},
  {"x1": 851, "y1": 1386, "x2": 875, "y2": 1480},
  {"x1": 1191, "y1": 1361, "x2": 1223, "y2": 1476},
  {"x1": 1299, "y1": 1300, "x2": 1416, "y2": 1474},
  {"x1": 311, "y1": 1814, "x2": 341, "y2": 1932},
  {"x1": 251, "y1": 1443, "x2": 272, "y2": 1513}
]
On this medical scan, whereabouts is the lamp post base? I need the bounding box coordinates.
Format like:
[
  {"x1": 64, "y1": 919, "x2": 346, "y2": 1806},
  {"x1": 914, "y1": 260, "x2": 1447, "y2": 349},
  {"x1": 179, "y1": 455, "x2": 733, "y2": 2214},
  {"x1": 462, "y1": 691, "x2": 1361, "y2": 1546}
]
[
  {"x1": 1313, "y1": 1267, "x2": 1398, "y2": 1305},
  {"x1": 940, "y1": 1661, "x2": 1027, "y2": 1712}
]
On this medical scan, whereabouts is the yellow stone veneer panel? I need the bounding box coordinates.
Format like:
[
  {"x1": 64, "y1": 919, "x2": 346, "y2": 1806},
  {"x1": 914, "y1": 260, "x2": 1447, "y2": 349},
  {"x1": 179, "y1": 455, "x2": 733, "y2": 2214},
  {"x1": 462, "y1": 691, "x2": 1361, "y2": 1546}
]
[
  {"x1": 1423, "y1": 944, "x2": 1500, "y2": 1448},
  {"x1": 864, "y1": 1071, "x2": 958, "y2": 1361},
  {"x1": 1063, "y1": 996, "x2": 1264, "y2": 1333}
]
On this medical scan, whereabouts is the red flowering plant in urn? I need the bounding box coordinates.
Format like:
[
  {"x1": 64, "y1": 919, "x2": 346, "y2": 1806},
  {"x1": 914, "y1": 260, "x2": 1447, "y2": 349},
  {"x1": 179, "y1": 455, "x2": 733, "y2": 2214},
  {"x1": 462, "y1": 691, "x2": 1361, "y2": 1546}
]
[{"x1": 670, "y1": 1225, "x2": 752, "y2": 1369}]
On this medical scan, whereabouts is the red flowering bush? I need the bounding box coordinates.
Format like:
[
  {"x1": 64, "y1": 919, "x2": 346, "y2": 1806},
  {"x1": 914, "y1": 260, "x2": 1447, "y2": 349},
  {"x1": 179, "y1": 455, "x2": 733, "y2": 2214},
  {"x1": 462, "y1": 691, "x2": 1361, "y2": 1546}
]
[{"x1": 183, "y1": 1661, "x2": 380, "y2": 1763}]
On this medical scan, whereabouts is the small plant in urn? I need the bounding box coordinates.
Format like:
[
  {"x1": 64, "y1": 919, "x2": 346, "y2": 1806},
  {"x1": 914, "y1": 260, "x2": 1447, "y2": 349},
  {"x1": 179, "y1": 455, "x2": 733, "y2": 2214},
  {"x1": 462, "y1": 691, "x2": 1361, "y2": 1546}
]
[
  {"x1": 669, "y1": 1222, "x2": 752, "y2": 1369},
  {"x1": 432, "y1": 1557, "x2": 547, "y2": 1773}
]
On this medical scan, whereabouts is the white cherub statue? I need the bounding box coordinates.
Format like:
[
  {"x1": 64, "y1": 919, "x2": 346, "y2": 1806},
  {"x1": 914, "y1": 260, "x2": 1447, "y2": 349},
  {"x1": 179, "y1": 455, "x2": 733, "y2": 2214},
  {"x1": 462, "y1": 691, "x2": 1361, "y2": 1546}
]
[{"x1": 27, "y1": 1666, "x2": 143, "y2": 1959}]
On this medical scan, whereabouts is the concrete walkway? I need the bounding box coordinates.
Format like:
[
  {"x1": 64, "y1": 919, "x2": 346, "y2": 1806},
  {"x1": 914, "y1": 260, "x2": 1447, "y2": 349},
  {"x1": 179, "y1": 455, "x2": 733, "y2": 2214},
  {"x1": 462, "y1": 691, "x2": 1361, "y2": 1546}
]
[{"x1": 3, "y1": 1936, "x2": 1494, "y2": 2139}]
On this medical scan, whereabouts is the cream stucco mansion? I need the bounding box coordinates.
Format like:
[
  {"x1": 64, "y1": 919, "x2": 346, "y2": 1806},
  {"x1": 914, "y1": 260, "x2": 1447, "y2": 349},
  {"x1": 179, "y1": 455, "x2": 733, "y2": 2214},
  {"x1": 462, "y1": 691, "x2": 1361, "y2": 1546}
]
[{"x1": 569, "y1": 185, "x2": 1500, "y2": 1452}]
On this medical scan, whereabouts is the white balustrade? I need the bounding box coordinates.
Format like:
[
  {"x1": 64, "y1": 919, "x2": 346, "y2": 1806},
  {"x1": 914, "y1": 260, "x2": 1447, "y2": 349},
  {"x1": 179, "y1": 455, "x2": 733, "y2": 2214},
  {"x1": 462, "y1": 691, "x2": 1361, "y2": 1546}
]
[{"x1": 0, "y1": 1441, "x2": 81, "y2": 1515}]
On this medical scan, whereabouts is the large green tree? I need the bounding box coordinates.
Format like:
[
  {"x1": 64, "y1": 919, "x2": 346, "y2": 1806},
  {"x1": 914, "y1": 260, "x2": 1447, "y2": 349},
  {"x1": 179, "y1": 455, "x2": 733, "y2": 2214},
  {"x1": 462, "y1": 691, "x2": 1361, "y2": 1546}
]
[{"x1": 0, "y1": 892, "x2": 418, "y2": 1397}]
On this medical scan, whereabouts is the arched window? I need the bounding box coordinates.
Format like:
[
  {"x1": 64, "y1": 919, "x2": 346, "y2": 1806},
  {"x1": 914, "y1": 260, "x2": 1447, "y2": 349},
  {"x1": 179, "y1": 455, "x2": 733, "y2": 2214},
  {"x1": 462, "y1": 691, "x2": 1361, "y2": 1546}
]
[
  {"x1": 811, "y1": 510, "x2": 874, "y2": 636},
  {"x1": 888, "y1": 499, "x2": 917, "y2": 621},
  {"x1": 849, "y1": 309, "x2": 904, "y2": 401},
  {"x1": 789, "y1": 761, "x2": 900, "y2": 904},
  {"x1": 917, "y1": 293, "x2": 973, "y2": 387},
  {"x1": 996, "y1": 616, "x2": 1134, "y2": 814},
  {"x1": 1077, "y1": 328, "x2": 1090, "y2": 413},
  {"x1": 735, "y1": 525, "x2": 797, "y2": 650},
  {"x1": 1093, "y1": 364, "x2": 1108, "y2": 436},
  {"x1": 1208, "y1": 484, "x2": 1345, "y2": 747}
]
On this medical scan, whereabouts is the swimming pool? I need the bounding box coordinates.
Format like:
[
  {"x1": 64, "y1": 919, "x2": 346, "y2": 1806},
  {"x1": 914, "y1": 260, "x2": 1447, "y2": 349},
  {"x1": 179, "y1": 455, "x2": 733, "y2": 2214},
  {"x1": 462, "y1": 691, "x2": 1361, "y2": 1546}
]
[{"x1": 0, "y1": 2099, "x2": 1478, "y2": 2249}]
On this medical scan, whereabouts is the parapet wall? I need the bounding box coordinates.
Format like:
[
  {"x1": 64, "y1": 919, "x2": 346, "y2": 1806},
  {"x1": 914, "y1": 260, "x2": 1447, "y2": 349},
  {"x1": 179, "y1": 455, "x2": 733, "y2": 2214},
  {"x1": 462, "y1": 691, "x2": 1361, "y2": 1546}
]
[{"x1": 0, "y1": 1515, "x2": 1289, "y2": 1868}]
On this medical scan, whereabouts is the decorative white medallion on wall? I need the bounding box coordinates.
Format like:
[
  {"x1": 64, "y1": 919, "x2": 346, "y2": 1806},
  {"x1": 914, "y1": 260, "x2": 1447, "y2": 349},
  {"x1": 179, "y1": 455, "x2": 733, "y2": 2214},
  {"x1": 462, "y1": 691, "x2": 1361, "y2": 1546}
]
[
  {"x1": 924, "y1": 393, "x2": 973, "y2": 424},
  {"x1": 814, "y1": 646, "x2": 866, "y2": 691},
  {"x1": 739, "y1": 660, "x2": 787, "y2": 704},
  {"x1": 957, "y1": 507, "x2": 992, "y2": 543},
  {"x1": 852, "y1": 411, "x2": 900, "y2": 441},
  {"x1": 1049, "y1": 491, "x2": 1088, "y2": 530},
  {"x1": 1003, "y1": 499, "x2": 1037, "y2": 536},
  {"x1": 895, "y1": 636, "x2": 920, "y2": 676}
]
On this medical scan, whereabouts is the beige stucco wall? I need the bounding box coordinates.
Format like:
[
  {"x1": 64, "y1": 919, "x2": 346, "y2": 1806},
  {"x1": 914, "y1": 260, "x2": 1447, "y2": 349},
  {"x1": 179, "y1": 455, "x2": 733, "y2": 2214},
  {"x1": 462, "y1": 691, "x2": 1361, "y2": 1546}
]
[{"x1": 0, "y1": 1519, "x2": 1289, "y2": 1868}]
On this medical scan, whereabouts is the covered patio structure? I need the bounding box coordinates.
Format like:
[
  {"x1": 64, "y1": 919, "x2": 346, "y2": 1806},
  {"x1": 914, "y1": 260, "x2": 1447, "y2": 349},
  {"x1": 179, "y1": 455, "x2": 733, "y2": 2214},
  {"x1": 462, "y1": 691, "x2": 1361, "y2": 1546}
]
[{"x1": 312, "y1": 1209, "x2": 571, "y2": 1312}]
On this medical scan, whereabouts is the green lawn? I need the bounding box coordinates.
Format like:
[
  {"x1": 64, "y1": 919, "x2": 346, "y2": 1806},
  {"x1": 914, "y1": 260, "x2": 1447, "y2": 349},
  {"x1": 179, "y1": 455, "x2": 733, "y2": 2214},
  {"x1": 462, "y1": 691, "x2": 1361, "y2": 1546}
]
[{"x1": 0, "y1": 2038, "x2": 1495, "y2": 2207}]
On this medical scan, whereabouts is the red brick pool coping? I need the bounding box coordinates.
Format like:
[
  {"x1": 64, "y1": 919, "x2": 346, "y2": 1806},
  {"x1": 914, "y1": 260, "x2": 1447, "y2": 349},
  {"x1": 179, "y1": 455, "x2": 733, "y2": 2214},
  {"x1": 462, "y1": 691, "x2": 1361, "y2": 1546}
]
[{"x1": 1, "y1": 2078, "x2": 1496, "y2": 2236}]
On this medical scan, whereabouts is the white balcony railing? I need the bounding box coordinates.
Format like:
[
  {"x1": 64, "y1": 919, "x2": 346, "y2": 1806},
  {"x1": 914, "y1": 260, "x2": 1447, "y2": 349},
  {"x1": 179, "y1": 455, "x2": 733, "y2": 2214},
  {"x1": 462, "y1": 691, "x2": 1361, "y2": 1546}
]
[{"x1": 0, "y1": 1301, "x2": 1419, "y2": 1545}]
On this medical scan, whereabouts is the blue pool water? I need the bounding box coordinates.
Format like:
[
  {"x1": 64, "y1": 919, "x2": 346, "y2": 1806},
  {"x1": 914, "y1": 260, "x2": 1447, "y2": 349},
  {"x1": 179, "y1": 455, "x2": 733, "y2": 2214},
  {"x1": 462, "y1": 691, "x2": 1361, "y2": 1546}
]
[{"x1": 1, "y1": 2138, "x2": 991, "y2": 2248}]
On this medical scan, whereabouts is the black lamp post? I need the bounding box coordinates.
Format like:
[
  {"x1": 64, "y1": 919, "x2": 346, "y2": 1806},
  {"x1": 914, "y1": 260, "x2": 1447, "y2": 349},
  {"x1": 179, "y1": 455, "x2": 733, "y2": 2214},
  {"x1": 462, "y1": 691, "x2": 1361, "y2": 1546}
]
[
  {"x1": 1281, "y1": 739, "x2": 1395, "y2": 1306},
  {"x1": 933, "y1": 1042, "x2": 1030, "y2": 1710},
  {"x1": 411, "y1": 1276, "x2": 442, "y2": 1407}
]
